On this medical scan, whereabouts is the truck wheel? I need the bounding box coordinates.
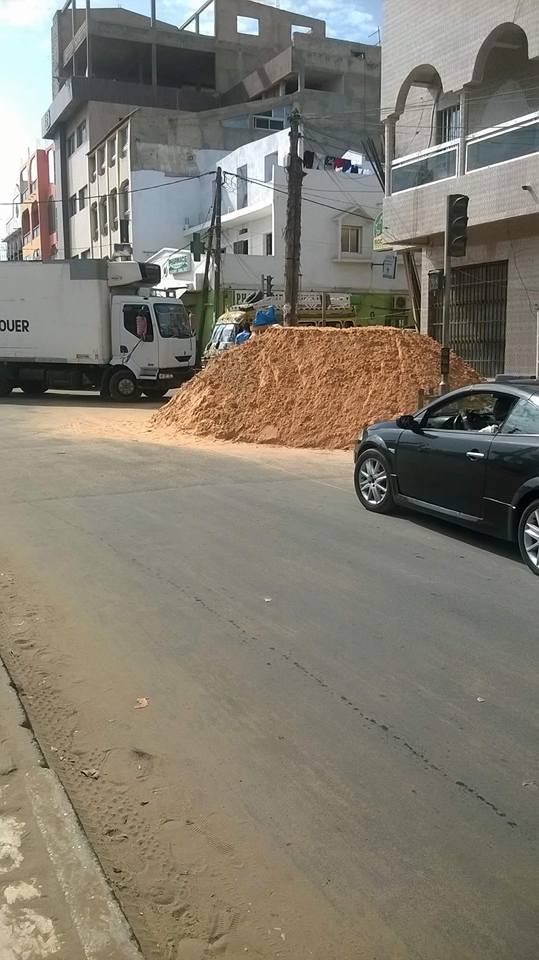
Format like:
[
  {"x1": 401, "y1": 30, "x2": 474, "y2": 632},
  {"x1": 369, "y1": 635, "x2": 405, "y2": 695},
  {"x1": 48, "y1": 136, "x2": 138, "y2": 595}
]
[
  {"x1": 0, "y1": 371, "x2": 13, "y2": 397},
  {"x1": 19, "y1": 381, "x2": 48, "y2": 396},
  {"x1": 108, "y1": 369, "x2": 141, "y2": 402},
  {"x1": 142, "y1": 385, "x2": 170, "y2": 399}
]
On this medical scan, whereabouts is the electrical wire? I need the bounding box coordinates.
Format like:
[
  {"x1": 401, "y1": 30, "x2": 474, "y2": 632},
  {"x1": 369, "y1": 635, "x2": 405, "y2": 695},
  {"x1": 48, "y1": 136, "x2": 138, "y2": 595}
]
[
  {"x1": 0, "y1": 171, "x2": 216, "y2": 207},
  {"x1": 303, "y1": 81, "x2": 539, "y2": 120}
]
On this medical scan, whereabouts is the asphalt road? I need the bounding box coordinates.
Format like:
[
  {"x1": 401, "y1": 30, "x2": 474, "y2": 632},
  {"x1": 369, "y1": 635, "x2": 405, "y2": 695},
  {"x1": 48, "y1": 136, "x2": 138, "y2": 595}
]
[{"x1": 0, "y1": 393, "x2": 537, "y2": 960}]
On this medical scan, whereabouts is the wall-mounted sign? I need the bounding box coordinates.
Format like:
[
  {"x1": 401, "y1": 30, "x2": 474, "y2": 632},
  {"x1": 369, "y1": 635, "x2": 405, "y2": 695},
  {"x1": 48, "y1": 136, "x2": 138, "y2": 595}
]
[
  {"x1": 167, "y1": 252, "x2": 191, "y2": 275},
  {"x1": 382, "y1": 253, "x2": 397, "y2": 280},
  {"x1": 373, "y1": 212, "x2": 393, "y2": 252}
]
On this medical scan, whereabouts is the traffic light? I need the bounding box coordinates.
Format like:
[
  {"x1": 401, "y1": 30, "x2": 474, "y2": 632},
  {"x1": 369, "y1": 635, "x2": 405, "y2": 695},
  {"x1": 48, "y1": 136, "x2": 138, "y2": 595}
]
[
  {"x1": 190, "y1": 233, "x2": 204, "y2": 262},
  {"x1": 446, "y1": 194, "x2": 469, "y2": 258}
]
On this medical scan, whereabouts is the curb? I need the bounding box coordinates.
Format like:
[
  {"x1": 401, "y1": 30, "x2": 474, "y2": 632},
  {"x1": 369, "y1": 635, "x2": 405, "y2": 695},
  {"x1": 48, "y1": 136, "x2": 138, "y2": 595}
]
[{"x1": 0, "y1": 654, "x2": 143, "y2": 960}]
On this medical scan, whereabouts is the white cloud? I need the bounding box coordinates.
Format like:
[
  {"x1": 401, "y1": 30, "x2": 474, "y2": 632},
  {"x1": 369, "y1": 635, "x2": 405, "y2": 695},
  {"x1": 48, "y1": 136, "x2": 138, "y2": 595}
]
[{"x1": 0, "y1": 0, "x2": 57, "y2": 27}]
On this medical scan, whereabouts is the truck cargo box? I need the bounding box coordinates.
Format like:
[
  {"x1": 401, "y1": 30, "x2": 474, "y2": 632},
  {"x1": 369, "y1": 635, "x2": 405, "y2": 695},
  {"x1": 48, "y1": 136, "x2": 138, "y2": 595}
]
[{"x1": 0, "y1": 260, "x2": 111, "y2": 365}]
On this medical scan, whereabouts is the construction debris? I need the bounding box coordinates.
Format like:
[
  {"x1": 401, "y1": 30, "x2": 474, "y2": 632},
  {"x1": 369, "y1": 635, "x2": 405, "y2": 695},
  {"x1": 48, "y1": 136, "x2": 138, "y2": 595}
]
[{"x1": 152, "y1": 327, "x2": 480, "y2": 450}]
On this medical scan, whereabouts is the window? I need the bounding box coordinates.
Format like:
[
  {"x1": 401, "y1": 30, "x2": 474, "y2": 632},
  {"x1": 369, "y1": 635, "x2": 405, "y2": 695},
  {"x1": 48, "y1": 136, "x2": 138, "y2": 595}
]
[
  {"x1": 78, "y1": 185, "x2": 88, "y2": 211},
  {"x1": 237, "y1": 165, "x2": 248, "y2": 209},
  {"x1": 341, "y1": 224, "x2": 362, "y2": 255},
  {"x1": 97, "y1": 147, "x2": 105, "y2": 175},
  {"x1": 90, "y1": 202, "x2": 98, "y2": 241},
  {"x1": 233, "y1": 239, "x2": 249, "y2": 254},
  {"x1": 237, "y1": 15, "x2": 259, "y2": 35},
  {"x1": 119, "y1": 180, "x2": 130, "y2": 218},
  {"x1": 108, "y1": 137, "x2": 116, "y2": 167},
  {"x1": 89, "y1": 155, "x2": 96, "y2": 183},
  {"x1": 437, "y1": 104, "x2": 460, "y2": 144},
  {"x1": 500, "y1": 398, "x2": 539, "y2": 436},
  {"x1": 119, "y1": 126, "x2": 128, "y2": 157},
  {"x1": 219, "y1": 323, "x2": 237, "y2": 345},
  {"x1": 254, "y1": 112, "x2": 285, "y2": 131},
  {"x1": 99, "y1": 196, "x2": 108, "y2": 234},
  {"x1": 291, "y1": 24, "x2": 312, "y2": 38},
  {"x1": 68, "y1": 194, "x2": 77, "y2": 218},
  {"x1": 123, "y1": 304, "x2": 154, "y2": 342},
  {"x1": 67, "y1": 133, "x2": 75, "y2": 157},
  {"x1": 265, "y1": 232, "x2": 273, "y2": 255},
  {"x1": 264, "y1": 151, "x2": 278, "y2": 182},
  {"x1": 48, "y1": 196, "x2": 56, "y2": 235},
  {"x1": 48, "y1": 150, "x2": 55, "y2": 185},
  {"x1": 423, "y1": 392, "x2": 516, "y2": 432},
  {"x1": 76, "y1": 119, "x2": 87, "y2": 147},
  {"x1": 80, "y1": 249, "x2": 90, "y2": 259},
  {"x1": 109, "y1": 188, "x2": 118, "y2": 229},
  {"x1": 154, "y1": 302, "x2": 191, "y2": 339}
]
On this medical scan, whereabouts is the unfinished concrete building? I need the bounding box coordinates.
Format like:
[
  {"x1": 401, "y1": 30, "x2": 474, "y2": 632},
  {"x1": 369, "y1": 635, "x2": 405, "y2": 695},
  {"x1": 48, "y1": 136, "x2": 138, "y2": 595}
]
[{"x1": 42, "y1": 0, "x2": 381, "y2": 259}]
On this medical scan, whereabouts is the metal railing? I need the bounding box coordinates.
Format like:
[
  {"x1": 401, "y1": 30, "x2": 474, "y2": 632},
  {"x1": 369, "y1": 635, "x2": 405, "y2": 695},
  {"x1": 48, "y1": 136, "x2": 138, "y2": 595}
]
[
  {"x1": 466, "y1": 109, "x2": 539, "y2": 173},
  {"x1": 390, "y1": 109, "x2": 539, "y2": 194},
  {"x1": 391, "y1": 140, "x2": 459, "y2": 194}
]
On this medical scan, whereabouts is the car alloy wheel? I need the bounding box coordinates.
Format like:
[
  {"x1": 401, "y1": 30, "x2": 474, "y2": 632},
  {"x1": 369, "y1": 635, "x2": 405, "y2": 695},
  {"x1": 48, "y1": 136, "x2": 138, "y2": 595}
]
[
  {"x1": 523, "y1": 507, "x2": 539, "y2": 569},
  {"x1": 359, "y1": 456, "x2": 388, "y2": 506}
]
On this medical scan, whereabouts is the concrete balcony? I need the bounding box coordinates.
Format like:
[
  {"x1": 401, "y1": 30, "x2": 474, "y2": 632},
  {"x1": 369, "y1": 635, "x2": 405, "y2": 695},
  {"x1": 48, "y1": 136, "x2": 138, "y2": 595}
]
[{"x1": 385, "y1": 110, "x2": 539, "y2": 244}]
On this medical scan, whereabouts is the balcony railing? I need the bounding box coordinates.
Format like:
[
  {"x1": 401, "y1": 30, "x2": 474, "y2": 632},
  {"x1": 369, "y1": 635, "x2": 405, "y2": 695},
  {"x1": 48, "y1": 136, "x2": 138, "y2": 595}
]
[
  {"x1": 465, "y1": 110, "x2": 539, "y2": 173},
  {"x1": 390, "y1": 109, "x2": 539, "y2": 194},
  {"x1": 391, "y1": 141, "x2": 458, "y2": 194}
]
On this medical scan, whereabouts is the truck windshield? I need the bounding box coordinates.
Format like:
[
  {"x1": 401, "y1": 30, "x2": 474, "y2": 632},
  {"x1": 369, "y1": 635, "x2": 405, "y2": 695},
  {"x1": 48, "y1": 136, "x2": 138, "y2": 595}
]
[{"x1": 154, "y1": 302, "x2": 191, "y2": 339}]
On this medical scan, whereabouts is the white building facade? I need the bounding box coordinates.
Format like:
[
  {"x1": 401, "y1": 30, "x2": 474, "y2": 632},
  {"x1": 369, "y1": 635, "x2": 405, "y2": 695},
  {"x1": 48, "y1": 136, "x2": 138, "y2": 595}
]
[
  {"x1": 382, "y1": 1, "x2": 539, "y2": 376},
  {"x1": 153, "y1": 128, "x2": 408, "y2": 302}
]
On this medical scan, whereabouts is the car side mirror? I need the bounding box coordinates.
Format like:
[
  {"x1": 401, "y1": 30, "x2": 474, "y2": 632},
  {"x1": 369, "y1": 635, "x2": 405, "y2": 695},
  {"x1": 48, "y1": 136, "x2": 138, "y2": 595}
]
[{"x1": 396, "y1": 414, "x2": 419, "y2": 431}]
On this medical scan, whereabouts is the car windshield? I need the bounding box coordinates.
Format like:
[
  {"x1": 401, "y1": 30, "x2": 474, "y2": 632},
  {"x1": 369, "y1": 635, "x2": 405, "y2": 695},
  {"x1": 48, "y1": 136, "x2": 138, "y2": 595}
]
[
  {"x1": 210, "y1": 325, "x2": 224, "y2": 345},
  {"x1": 153, "y1": 302, "x2": 191, "y2": 339}
]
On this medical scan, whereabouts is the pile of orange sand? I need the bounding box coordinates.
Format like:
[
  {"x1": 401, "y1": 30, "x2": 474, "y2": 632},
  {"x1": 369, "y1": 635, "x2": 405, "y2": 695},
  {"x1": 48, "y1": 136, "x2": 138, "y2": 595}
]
[{"x1": 151, "y1": 327, "x2": 480, "y2": 449}]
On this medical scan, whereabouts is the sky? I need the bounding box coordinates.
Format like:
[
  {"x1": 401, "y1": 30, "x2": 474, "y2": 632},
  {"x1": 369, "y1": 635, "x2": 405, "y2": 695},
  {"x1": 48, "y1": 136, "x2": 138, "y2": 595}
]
[{"x1": 0, "y1": 0, "x2": 382, "y2": 237}]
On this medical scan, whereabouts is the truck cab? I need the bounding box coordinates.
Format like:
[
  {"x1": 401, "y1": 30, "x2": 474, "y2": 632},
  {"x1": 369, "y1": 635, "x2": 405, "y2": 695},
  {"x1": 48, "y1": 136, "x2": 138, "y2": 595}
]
[{"x1": 111, "y1": 295, "x2": 196, "y2": 398}]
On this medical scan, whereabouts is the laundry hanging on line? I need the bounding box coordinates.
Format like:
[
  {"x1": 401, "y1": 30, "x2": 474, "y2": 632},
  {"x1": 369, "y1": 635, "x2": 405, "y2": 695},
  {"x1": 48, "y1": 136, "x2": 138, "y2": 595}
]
[{"x1": 303, "y1": 153, "x2": 366, "y2": 174}]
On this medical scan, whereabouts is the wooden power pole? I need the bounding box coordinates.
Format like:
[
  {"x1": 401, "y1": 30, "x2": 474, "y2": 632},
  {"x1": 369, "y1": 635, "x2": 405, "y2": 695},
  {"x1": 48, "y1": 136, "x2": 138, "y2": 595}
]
[
  {"x1": 284, "y1": 109, "x2": 303, "y2": 326},
  {"x1": 214, "y1": 166, "x2": 222, "y2": 323}
]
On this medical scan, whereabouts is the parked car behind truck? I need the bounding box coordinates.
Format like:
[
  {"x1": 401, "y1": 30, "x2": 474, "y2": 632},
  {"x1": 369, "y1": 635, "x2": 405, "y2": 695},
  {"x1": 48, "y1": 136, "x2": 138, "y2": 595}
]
[{"x1": 0, "y1": 259, "x2": 196, "y2": 401}]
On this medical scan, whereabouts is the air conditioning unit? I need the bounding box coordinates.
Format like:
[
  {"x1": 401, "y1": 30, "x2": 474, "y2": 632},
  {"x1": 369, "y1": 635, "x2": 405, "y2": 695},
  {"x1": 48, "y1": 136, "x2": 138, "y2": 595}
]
[{"x1": 393, "y1": 295, "x2": 407, "y2": 310}]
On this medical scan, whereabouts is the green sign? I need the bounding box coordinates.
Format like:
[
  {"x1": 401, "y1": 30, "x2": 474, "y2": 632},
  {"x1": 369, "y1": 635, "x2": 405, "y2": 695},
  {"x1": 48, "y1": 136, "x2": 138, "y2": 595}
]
[
  {"x1": 373, "y1": 212, "x2": 393, "y2": 252},
  {"x1": 168, "y1": 252, "x2": 191, "y2": 274}
]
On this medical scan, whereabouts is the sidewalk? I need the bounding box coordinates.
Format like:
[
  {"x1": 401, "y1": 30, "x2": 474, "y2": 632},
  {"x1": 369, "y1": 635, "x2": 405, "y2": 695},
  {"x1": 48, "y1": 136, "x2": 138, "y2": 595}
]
[{"x1": 0, "y1": 657, "x2": 142, "y2": 960}]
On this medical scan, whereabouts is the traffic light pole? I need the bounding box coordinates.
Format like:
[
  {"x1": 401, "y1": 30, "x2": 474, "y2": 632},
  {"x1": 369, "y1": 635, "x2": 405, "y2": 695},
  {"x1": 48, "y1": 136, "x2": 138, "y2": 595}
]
[
  {"x1": 440, "y1": 193, "x2": 469, "y2": 394},
  {"x1": 440, "y1": 203, "x2": 452, "y2": 394}
]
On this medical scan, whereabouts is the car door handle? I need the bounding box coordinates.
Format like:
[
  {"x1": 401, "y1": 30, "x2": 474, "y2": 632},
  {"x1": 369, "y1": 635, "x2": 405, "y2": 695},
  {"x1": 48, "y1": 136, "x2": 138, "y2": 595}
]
[{"x1": 466, "y1": 450, "x2": 485, "y2": 461}]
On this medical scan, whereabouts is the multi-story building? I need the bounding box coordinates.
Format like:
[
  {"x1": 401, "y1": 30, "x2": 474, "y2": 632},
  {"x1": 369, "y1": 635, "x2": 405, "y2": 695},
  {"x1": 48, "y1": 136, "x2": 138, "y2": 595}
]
[
  {"x1": 2, "y1": 196, "x2": 22, "y2": 262},
  {"x1": 18, "y1": 147, "x2": 57, "y2": 261},
  {"x1": 42, "y1": 0, "x2": 381, "y2": 261},
  {"x1": 147, "y1": 128, "x2": 408, "y2": 320},
  {"x1": 382, "y1": 1, "x2": 539, "y2": 376}
]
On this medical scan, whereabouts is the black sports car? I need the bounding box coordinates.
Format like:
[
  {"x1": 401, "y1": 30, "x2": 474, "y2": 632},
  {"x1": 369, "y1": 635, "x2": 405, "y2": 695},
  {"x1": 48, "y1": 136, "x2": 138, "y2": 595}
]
[{"x1": 353, "y1": 380, "x2": 539, "y2": 574}]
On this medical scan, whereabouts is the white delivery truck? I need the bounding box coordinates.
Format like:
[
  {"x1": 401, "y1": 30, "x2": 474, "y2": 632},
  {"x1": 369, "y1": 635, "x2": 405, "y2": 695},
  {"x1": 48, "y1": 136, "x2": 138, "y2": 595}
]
[{"x1": 0, "y1": 259, "x2": 196, "y2": 400}]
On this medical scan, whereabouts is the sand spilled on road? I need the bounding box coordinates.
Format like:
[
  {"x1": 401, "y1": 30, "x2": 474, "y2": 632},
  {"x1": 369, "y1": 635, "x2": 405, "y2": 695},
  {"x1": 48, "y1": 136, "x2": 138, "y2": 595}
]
[{"x1": 152, "y1": 327, "x2": 480, "y2": 449}]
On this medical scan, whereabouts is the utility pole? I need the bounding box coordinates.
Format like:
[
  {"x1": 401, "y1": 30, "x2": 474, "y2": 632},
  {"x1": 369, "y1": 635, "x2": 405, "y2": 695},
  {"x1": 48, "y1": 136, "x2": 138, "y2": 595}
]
[
  {"x1": 214, "y1": 167, "x2": 222, "y2": 324},
  {"x1": 198, "y1": 195, "x2": 217, "y2": 366},
  {"x1": 284, "y1": 109, "x2": 303, "y2": 326}
]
